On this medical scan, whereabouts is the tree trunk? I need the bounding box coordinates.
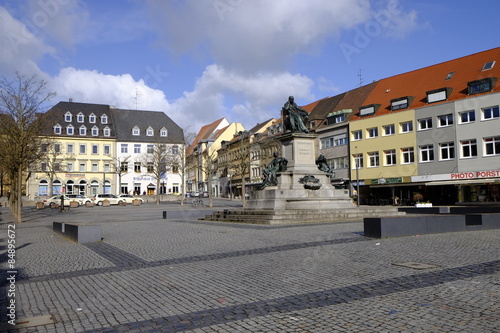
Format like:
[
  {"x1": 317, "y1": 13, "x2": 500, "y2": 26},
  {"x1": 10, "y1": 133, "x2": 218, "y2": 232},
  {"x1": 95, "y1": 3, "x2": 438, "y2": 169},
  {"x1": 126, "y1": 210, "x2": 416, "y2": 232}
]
[{"x1": 17, "y1": 168, "x2": 22, "y2": 223}]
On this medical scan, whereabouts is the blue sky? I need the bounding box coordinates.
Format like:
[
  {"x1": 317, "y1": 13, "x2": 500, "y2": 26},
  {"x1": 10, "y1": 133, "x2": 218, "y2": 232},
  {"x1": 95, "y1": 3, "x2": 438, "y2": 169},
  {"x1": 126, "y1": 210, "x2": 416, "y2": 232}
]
[{"x1": 1, "y1": 0, "x2": 499, "y2": 133}]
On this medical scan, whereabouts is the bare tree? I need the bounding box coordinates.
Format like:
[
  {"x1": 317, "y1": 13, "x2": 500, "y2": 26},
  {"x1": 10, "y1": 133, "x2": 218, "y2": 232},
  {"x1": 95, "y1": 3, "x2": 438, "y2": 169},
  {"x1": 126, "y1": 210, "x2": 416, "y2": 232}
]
[
  {"x1": 177, "y1": 130, "x2": 195, "y2": 206},
  {"x1": 39, "y1": 140, "x2": 64, "y2": 196},
  {"x1": 110, "y1": 155, "x2": 130, "y2": 194},
  {"x1": 0, "y1": 73, "x2": 55, "y2": 222}
]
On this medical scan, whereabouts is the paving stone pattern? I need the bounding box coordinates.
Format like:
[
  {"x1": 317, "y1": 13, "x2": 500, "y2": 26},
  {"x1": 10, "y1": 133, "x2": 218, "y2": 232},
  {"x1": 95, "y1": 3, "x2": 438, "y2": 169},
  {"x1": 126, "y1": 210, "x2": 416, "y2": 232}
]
[{"x1": 0, "y1": 204, "x2": 499, "y2": 332}]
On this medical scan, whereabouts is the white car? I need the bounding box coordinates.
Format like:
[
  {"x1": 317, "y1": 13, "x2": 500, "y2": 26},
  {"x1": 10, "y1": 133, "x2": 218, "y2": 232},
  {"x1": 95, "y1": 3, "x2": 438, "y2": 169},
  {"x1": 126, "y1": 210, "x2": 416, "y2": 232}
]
[
  {"x1": 117, "y1": 194, "x2": 144, "y2": 204},
  {"x1": 43, "y1": 195, "x2": 74, "y2": 207},
  {"x1": 66, "y1": 194, "x2": 92, "y2": 205},
  {"x1": 92, "y1": 194, "x2": 123, "y2": 206}
]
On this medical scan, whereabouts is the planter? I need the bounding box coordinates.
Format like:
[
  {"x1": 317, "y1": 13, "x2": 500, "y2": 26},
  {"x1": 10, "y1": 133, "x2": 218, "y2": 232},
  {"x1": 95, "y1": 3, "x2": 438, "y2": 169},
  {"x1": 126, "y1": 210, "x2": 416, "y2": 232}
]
[
  {"x1": 119, "y1": 201, "x2": 127, "y2": 206},
  {"x1": 36, "y1": 202, "x2": 45, "y2": 209},
  {"x1": 133, "y1": 199, "x2": 141, "y2": 206},
  {"x1": 86, "y1": 202, "x2": 95, "y2": 207},
  {"x1": 69, "y1": 201, "x2": 79, "y2": 208},
  {"x1": 102, "y1": 199, "x2": 111, "y2": 207}
]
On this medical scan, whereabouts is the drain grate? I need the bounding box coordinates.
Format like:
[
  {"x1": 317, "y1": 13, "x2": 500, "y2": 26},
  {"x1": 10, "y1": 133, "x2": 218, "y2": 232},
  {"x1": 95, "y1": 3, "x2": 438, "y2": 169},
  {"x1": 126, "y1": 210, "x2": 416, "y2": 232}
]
[
  {"x1": 0, "y1": 314, "x2": 55, "y2": 330},
  {"x1": 392, "y1": 262, "x2": 440, "y2": 270}
]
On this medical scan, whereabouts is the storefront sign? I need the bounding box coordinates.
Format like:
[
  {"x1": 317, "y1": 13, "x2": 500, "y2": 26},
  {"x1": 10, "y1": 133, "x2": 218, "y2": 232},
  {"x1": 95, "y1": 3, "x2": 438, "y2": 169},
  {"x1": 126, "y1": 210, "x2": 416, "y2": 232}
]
[
  {"x1": 65, "y1": 173, "x2": 85, "y2": 177},
  {"x1": 451, "y1": 170, "x2": 500, "y2": 179},
  {"x1": 372, "y1": 177, "x2": 402, "y2": 185}
]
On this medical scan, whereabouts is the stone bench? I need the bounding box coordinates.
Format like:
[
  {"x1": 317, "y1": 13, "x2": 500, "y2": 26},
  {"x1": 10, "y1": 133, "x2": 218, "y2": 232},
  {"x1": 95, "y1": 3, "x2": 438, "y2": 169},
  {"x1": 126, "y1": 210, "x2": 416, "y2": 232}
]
[{"x1": 53, "y1": 222, "x2": 102, "y2": 243}]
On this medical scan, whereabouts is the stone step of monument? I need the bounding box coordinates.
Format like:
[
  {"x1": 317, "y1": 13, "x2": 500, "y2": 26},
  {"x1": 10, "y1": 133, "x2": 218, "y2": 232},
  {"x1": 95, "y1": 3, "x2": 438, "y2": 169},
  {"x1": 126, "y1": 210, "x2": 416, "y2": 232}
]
[{"x1": 201, "y1": 207, "x2": 405, "y2": 225}]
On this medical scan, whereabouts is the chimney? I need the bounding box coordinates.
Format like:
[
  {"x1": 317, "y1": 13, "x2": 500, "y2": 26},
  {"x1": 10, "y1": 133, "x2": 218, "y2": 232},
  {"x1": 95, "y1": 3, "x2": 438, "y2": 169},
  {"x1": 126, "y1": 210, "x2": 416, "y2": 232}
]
[{"x1": 69, "y1": 98, "x2": 73, "y2": 102}]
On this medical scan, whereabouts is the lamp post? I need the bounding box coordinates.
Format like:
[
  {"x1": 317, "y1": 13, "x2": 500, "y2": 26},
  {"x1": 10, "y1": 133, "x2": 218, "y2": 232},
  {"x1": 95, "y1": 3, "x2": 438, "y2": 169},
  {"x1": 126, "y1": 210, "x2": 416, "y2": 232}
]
[{"x1": 355, "y1": 146, "x2": 360, "y2": 207}]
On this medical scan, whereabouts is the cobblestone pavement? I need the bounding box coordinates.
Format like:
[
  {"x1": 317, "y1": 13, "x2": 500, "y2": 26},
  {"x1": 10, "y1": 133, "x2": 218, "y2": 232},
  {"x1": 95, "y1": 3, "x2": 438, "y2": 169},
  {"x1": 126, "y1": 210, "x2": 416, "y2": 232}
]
[{"x1": 0, "y1": 203, "x2": 499, "y2": 332}]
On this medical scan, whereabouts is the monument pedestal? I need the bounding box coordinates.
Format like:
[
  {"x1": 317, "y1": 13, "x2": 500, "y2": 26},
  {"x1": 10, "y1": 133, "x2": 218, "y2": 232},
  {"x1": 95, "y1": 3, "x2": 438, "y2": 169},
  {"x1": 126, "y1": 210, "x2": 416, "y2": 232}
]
[{"x1": 247, "y1": 132, "x2": 354, "y2": 210}]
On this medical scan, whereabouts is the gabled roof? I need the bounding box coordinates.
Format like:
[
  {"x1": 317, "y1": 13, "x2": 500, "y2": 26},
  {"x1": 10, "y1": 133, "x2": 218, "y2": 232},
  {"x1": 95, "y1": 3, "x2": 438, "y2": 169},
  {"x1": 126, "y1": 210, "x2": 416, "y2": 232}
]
[
  {"x1": 249, "y1": 118, "x2": 278, "y2": 133},
  {"x1": 351, "y1": 47, "x2": 500, "y2": 120},
  {"x1": 186, "y1": 118, "x2": 229, "y2": 155},
  {"x1": 308, "y1": 93, "x2": 346, "y2": 121},
  {"x1": 111, "y1": 108, "x2": 184, "y2": 143},
  {"x1": 39, "y1": 101, "x2": 116, "y2": 138}
]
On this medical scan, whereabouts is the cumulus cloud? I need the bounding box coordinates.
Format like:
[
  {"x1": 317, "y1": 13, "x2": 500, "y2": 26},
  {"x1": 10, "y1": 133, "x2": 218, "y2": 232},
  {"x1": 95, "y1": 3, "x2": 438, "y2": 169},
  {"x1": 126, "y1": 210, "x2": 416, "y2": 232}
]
[{"x1": 51, "y1": 67, "x2": 170, "y2": 111}]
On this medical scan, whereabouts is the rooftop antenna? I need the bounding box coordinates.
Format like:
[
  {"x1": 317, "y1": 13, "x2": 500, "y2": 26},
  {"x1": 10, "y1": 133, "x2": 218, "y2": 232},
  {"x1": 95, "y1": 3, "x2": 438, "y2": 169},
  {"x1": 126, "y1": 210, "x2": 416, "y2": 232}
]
[
  {"x1": 358, "y1": 69, "x2": 364, "y2": 87},
  {"x1": 132, "y1": 88, "x2": 141, "y2": 110}
]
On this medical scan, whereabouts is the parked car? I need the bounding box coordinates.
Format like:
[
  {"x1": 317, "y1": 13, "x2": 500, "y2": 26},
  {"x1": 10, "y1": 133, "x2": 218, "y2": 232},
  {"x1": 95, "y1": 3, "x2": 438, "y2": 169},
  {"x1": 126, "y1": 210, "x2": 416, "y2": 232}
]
[
  {"x1": 117, "y1": 194, "x2": 144, "y2": 204},
  {"x1": 43, "y1": 195, "x2": 73, "y2": 207},
  {"x1": 92, "y1": 194, "x2": 123, "y2": 206},
  {"x1": 201, "y1": 191, "x2": 209, "y2": 198},
  {"x1": 66, "y1": 194, "x2": 92, "y2": 205},
  {"x1": 190, "y1": 191, "x2": 200, "y2": 197}
]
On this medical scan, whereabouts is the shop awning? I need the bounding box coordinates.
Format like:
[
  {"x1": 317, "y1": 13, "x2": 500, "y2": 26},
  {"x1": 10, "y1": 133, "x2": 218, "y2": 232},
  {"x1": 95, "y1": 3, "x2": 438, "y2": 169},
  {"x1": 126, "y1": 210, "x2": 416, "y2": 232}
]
[{"x1": 426, "y1": 178, "x2": 500, "y2": 186}]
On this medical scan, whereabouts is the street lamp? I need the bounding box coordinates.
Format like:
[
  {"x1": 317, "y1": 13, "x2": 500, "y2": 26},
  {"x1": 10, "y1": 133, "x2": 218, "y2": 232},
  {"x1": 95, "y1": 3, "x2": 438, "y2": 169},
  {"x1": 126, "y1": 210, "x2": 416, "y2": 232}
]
[{"x1": 355, "y1": 146, "x2": 360, "y2": 207}]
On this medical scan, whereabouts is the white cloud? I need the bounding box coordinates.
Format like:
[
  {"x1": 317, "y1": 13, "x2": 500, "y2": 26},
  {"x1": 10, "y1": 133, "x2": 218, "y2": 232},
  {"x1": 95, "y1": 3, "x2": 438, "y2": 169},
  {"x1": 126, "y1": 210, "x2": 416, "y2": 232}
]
[{"x1": 51, "y1": 67, "x2": 170, "y2": 111}]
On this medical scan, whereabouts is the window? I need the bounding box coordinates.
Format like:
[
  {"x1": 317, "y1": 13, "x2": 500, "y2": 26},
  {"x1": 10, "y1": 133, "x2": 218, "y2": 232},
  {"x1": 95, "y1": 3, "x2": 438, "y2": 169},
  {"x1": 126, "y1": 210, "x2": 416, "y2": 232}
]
[
  {"x1": 90, "y1": 144, "x2": 98, "y2": 154},
  {"x1": 391, "y1": 98, "x2": 408, "y2": 111},
  {"x1": 418, "y1": 118, "x2": 432, "y2": 130},
  {"x1": 353, "y1": 154, "x2": 363, "y2": 169},
  {"x1": 383, "y1": 124, "x2": 395, "y2": 136},
  {"x1": 77, "y1": 112, "x2": 84, "y2": 123},
  {"x1": 368, "y1": 152, "x2": 379, "y2": 167},
  {"x1": 439, "y1": 142, "x2": 455, "y2": 160},
  {"x1": 172, "y1": 165, "x2": 179, "y2": 174},
  {"x1": 482, "y1": 61, "x2": 495, "y2": 71},
  {"x1": 54, "y1": 162, "x2": 60, "y2": 172},
  {"x1": 134, "y1": 162, "x2": 141, "y2": 173},
  {"x1": 54, "y1": 143, "x2": 61, "y2": 153},
  {"x1": 367, "y1": 127, "x2": 378, "y2": 138},
  {"x1": 41, "y1": 143, "x2": 48, "y2": 153},
  {"x1": 65, "y1": 112, "x2": 72, "y2": 122},
  {"x1": 101, "y1": 114, "x2": 108, "y2": 124},
  {"x1": 67, "y1": 143, "x2": 74, "y2": 154},
  {"x1": 79, "y1": 125, "x2": 87, "y2": 135},
  {"x1": 134, "y1": 144, "x2": 141, "y2": 154},
  {"x1": 482, "y1": 106, "x2": 499, "y2": 120},
  {"x1": 92, "y1": 163, "x2": 98, "y2": 172},
  {"x1": 147, "y1": 162, "x2": 154, "y2": 173},
  {"x1": 147, "y1": 144, "x2": 154, "y2": 153},
  {"x1": 121, "y1": 162, "x2": 128, "y2": 172},
  {"x1": 468, "y1": 78, "x2": 494, "y2": 95},
  {"x1": 146, "y1": 127, "x2": 154, "y2": 136},
  {"x1": 359, "y1": 104, "x2": 380, "y2": 116},
  {"x1": 104, "y1": 145, "x2": 110, "y2": 155},
  {"x1": 104, "y1": 163, "x2": 110, "y2": 173},
  {"x1": 132, "y1": 126, "x2": 140, "y2": 136},
  {"x1": 438, "y1": 114, "x2": 453, "y2": 127},
  {"x1": 54, "y1": 124, "x2": 61, "y2": 134},
  {"x1": 400, "y1": 121, "x2": 413, "y2": 133},
  {"x1": 172, "y1": 145, "x2": 179, "y2": 155},
  {"x1": 89, "y1": 113, "x2": 96, "y2": 123},
  {"x1": 121, "y1": 144, "x2": 128, "y2": 154},
  {"x1": 67, "y1": 162, "x2": 73, "y2": 172},
  {"x1": 384, "y1": 149, "x2": 396, "y2": 166},
  {"x1": 91, "y1": 126, "x2": 99, "y2": 136},
  {"x1": 352, "y1": 130, "x2": 362, "y2": 141},
  {"x1": 401, "y1": 147, "x2": 414, "y2": 164},
  {"x1": 459, "y1": 110, "x2": 475, "y2": 123},
  {"x1": 484, "y1": 136, "x2": 500, "y2": 156},
  {"x1": 461, "y1": 139, "x2": 477, "y2": 158},
  {"x1": 103, "y1": 126, "x2": 110, "y2": 137},
  {"x1": 420, "y1": 145, "x2": 434, "y2": 162},
  {"x1": 79, "y1": 144, "x2": 86, "y2": 154},
  {"x1": 333, "y1": 157, "x2": 348, "y2": 169},
  {"x1": 79, "y1": 163, "x2": 86, "y2": 172},
  {"x1": 41, "y1": 162, "x2": 47, "y2": 172},
  {"x1": 67, "y1": 125, "x2": 74, "y2": 135},
  {"x1": 160, "y1": 127, "x2": 167, "y2": 137},
  {"x1": 426, "y1": 88, "x2": 449, "y2": 103}
]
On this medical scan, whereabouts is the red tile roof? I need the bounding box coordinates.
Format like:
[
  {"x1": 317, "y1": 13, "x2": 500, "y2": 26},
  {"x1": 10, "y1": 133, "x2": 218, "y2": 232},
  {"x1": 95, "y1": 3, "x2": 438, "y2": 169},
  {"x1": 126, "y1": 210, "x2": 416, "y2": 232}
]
[
  {"x1": 351, "y1": 47, "x2": 500, "y2": 121},
  {"x1": 186, "y1": 117, "x2": 226, "y2": 155}
]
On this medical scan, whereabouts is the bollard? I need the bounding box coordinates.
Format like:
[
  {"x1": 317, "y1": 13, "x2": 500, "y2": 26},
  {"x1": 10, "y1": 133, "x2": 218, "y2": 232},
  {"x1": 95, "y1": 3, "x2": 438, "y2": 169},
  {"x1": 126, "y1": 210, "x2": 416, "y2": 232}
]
[{"x1": 163, "y1": 211, "x2": 167, "y2": 219}]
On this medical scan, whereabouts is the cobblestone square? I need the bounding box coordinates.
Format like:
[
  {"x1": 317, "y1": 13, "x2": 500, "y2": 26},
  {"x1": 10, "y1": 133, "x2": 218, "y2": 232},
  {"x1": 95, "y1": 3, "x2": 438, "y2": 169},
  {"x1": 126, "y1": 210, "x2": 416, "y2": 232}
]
[{"x1": 1, "y1": 202, "x2": 499, "y2": 332}]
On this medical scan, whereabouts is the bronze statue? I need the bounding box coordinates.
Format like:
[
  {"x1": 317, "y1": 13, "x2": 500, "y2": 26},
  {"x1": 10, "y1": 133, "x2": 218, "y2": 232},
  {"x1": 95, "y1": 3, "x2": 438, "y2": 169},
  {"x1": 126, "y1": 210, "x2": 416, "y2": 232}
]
[
  {"x1": 315, "y1": 154, "x2": 333, "y2": 175},
  {"x1": 260, "y1": 152, "x2": 288, "y2": 189},
  {"x1": 282, "y1": 96, "x2": 309, "y2": 133}
]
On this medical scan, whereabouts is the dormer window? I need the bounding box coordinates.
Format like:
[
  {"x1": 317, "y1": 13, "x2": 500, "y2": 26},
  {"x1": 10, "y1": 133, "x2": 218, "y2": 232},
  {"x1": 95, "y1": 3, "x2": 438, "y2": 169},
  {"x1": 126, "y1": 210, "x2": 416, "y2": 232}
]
[
  {"x1": 482, "y1": 61, "x2": 495, "y2": 71},
  {"x1": 91, "y1": 126, "x2": 99, "y2": 136},
  {"x1": 101, "y1": 114, "x2": 108, "y2": 124},
  {"x1": 65, "y1": 112, "x2": 72, "y2": 122},
  {"x1": 390, "y1": 97, "x2": 414, "y2": 111},
  {"x1": 89, "y1": 113, "x2": 96, "y2": 123},
  {"x1": 426, "y1": 88, "x2": 452, "y2": 103},
  {"x1": 103, "y1": 126, "x2": 110, "y2": 137},
  {"x1": 146, "y1": 126, "x2": 154, "y2": 136},
  {"x1": 160, "y1": 127, "x2": 167, "y2": 137},
  {"x1": 77, "y1": 112, "x2": 84, "y2": 123},
  {"x1": 359, "y1": 104, "x2": 380, "y2": 117},
  {"x1": 132, "y1": 126, "x2": 140, "y2": 136},
  {"x1": 79, "y1": 125, "x2": 87, "y2": 136},
  {"x1": 468, "y1": 77, "x2": 497, "y2": 95},
  {"x1": 66, "y1": 125, "x2": 74, "y2": 135},
  {"x1": 54, "y1": 124, "x2": 62, "y2": 134}
]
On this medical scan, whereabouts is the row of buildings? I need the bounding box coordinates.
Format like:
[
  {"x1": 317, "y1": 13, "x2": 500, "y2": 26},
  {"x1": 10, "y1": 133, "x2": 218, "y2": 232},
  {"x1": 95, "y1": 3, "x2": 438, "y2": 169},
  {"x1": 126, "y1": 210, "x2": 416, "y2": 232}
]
[{"x1": 187, "y1": 47, "x2": 500, "y2": 205}]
